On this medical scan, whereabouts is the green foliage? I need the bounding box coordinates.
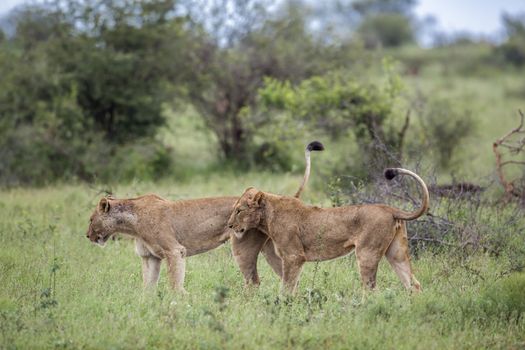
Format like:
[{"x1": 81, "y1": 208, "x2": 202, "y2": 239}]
[
  {"x1": 419, "y1": 99, "x2": 475, "y2": 169},
  {"x1": 107, "y1": 140, "x2": 174, "y2": 182},
  {"x1": 502, "y1": 12, "x2": 525, "y2": 38},
  {"x1": 186, "y1": 1, "x2": 346, "y2": 162},
  {"x1": 352, "y1": 0, "x2": 416, "y2": 48},
  {"x1": 352, "y1": 0, "x2": 417, "y2": 16},
  {"x1": 480, "y1": 273, "x2": 525, "y2": 321},
  {"x1": 42, "y1": 0, "x2": 193, "y2": 143},
  {"x1": 258, "y1": 62, "x2": 407, "y2": 173},
  {"x1": 0, "y1": 1, "x2": 190, "y2": 185},
  {"x1": 358, "y1": 13, "x2": 414, "y2": 48},
  {"x1": 0, "y1": 0, "x2": 524, "y2": 186},
  {"x1": 496, "y1": 13, "x2": 525, "y2": 66},
  {"x1": 259, "y1": 74, "x2": 392, "y2": 137},
  {"x1": 497, "y1": 37, "x2": 525, "y2": 67},
  {"x1": 251, "y1": 141, "x2": 295, "y2": 172}
]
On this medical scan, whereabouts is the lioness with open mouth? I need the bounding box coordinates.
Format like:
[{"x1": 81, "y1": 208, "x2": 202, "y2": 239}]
[
  {"x1": 227, "y1": 168, "x2": 428, "y2": 294},
  {"x1": 86, "y1": 141, "x2": 324, "y2": 292}
]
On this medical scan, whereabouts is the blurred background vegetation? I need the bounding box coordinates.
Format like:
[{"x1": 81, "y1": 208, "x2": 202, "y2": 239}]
[{"x1": 0, "y1": 0, "x2": 523, "y2": 188}]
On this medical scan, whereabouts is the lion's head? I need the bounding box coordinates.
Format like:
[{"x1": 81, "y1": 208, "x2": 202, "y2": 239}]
[
  {"x1": 86, "y1": 197, "x2": 122, "y2": 246},
  {"x1": 227, "y1": 187, "x2": 265, "y2": 239}
]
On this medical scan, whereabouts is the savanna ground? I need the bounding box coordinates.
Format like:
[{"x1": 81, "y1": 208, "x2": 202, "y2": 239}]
[
  {"x1": 2, "y1": 44, "x2": 525, "y2": 349},
  {"x1": 1, "y1": 170, "x2": 525, "y2": 349}
]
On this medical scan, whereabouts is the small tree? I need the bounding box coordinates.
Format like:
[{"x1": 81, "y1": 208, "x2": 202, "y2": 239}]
[
  {"x1": 257, "y1": 63, "x2": 408, "y2": 172},
  {"x1": 496, "y1": 12, "x2": 525, "y2": 66},
  {"x1": 185, "y1": 0, "x2": 342, "y2": 162},
  {"x1": 353, "y1": 0, "x2": 416, "y2": 48},
  {"x1": 358, "y1": 13, "x2": 414, "y2": 48}
]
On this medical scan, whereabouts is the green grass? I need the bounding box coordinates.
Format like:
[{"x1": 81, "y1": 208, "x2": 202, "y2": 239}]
[{"x1": 1, "y1": 176, "x2": 524, "y2": 349}]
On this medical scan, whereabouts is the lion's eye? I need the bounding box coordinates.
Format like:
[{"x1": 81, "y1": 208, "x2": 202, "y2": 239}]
[{"x1": 236, "y1": 209, "x2": 241, "y2": 214}]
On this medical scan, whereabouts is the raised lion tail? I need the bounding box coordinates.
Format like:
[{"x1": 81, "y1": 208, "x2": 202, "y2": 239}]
[
  {"x1": 384, "y1": 168, "x2": 429, "y2": 221},
  {"x1": 294, "y1": 141, "x2": 324, "y2": 198}
]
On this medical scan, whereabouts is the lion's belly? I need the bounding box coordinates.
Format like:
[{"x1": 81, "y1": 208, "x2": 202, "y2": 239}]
[
  {"x1": 175, "y1": 214, "x2": 231, "y2": 256},
  {"x1": 304, "y1": 241, "x2": 354, "y2": 262},
  {"x1": 299, "y1": 221, "x2": 356, "y2": 261}
]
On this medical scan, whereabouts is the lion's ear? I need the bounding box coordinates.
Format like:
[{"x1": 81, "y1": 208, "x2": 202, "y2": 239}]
[
  {"x1": 98, "y1": 198, "x2": 111, "y2": 213},
  {"x1": 242, "y1": 187, "x2": 255, "y2": 196},
  {"x1": 253, "y1": 191, "x2": 265, "y2": 207},
  {"x1": 233, "y1": 187, "x2": 254, "y2": 208}
]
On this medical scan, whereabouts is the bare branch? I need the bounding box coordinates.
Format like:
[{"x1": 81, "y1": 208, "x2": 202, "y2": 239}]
[
  {"x1": 500, "y1": 160, "x2": 525, "y2": 166},
  {"x1": 492, "y1": 109, "x2": 525, "y2": 202}
]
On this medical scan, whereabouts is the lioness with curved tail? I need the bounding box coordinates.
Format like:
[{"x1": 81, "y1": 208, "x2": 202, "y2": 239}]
[
  {"x1": 227, "y1": 168, "x2": 428, "y2": 294},
  {"x1": 86, "y1": 141, "x2": 324, "y2": 292}
]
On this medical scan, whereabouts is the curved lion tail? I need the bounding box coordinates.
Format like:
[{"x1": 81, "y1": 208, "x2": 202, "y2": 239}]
[
  {"x1": 294, "y1": 141, "x2": 324, "y2": 198},
  {"x1": 384, "y1": 168, "x2": 429, "y2": 221}
]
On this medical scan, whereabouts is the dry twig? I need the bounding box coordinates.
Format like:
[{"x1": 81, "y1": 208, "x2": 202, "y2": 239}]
[{"x1": 492, "y1": 109, "x2": 525, "y2": 202}]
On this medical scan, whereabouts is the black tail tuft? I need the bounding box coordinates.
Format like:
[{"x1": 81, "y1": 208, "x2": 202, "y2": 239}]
[
  {"x1": 306, "y1": 141, "x2": 325, "y2": 152},
  {"x1": 384, "y1": 168, "x2": 399, "y2": 180}
]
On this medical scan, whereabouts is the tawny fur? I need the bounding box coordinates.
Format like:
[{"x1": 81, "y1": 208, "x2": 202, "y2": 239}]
[
  {"x1": 227, "y1": 168, "x2": 428, "y2": 294},
  {"x1": 86, "y1": 195, "x2": 282, "y2": 292},
  {"x1": 86, "y1": 141, "x2": 324, "y2": 292}
]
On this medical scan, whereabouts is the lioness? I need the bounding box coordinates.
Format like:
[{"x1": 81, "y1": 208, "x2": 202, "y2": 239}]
[
  {"x1": 86, "y1": 141, "x2": 324, "y2": 292},
  {"x1": 227, "y1": 168, "x2": 428, "y2": 294}
]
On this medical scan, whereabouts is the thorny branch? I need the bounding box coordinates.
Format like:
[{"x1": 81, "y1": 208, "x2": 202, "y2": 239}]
[{"x1": 493, "y1": 109, "x2": 525, "y2": 202}]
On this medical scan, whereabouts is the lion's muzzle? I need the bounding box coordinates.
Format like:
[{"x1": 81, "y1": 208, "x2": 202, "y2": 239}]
[
  {"x1": 232, "y1": 228, "x2": 246, "y2": 239},
  {"x1": 87, "y1": 226, "x2": 110, "y2": 246}
]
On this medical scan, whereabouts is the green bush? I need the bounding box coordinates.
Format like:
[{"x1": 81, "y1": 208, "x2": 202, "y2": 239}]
[
  {"x1": 0, "y1": 124, "x2": 175, "y2": 186},
  {"x1": 257, "y1": 63, "x2": 407, "y2": 175},
  {"x1": 419, "y1": 99, "x2": 475, "y2": 169},
  {"x1": 497, "y1": 37, "x2": 525, "y2": 67},
  {"x1": 0, "y1": 126, "x2": 56, "y2": 186},
  {"x1": 106, "y1": 141, "x2": 174, "y2": 182},
  {"x1": 358, "y1": 13, "x2": 414, "y2": 48},
  {"x1": 479, "y1": 273, "x2": 525, "y2": 321},
  {"x1": 252, "y1": 142, "x2": 294, "y2": 172}
]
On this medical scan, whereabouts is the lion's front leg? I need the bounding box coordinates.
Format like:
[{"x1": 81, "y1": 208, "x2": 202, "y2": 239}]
[
  {"x1": 165, "y1": 246, "x2": 187, "y2": 293},
  {"x1": 231, "y1": 229, "x2": 268, "y2": 285},
  {"x1": 274, "y1": 226, "x2": 306, "y2": 294},
  {"x1": 261, "y1": 240, "x2": 283, "y2": 279},
  {"x1": 135, "y1": 240, "x2": 161, "y2": 288},
  {"x1": 142, "y1": 256, "x2": 161, "y2": 288}
]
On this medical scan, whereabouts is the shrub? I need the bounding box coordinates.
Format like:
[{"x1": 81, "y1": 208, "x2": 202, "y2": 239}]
[
  {"x1": 252, "y1": 142, "x2": 294, "y2": 172},
  {"x1": 257, "y1": 63, "x2": 407, "y2": 175},
  {"x1": 479, "y1": 273, "x2": 525, "y2": 321},
  {"x1": 357, "y1": 13, "x2": 414, "y2": 48},
  {"x1": 496, "y1": 37, "x2": 525, "y2": 67},
  {"x1": 105, "y1": 141, "x2": 174, "y2": 182},
  {"x1": 419, "y1": 99, "x2": 475, "y2": 169}
]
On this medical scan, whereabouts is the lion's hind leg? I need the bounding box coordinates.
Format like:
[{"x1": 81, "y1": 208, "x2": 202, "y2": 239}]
[
  {"x1": 165, "y1": 245, "x2": 187, "y2": 293},
  {"x1": 385, "y1": 222, "x2": 421, "y2": 292},
  {"x1": 355, "y1": 247, "x2": 383, "y2": 290}
]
